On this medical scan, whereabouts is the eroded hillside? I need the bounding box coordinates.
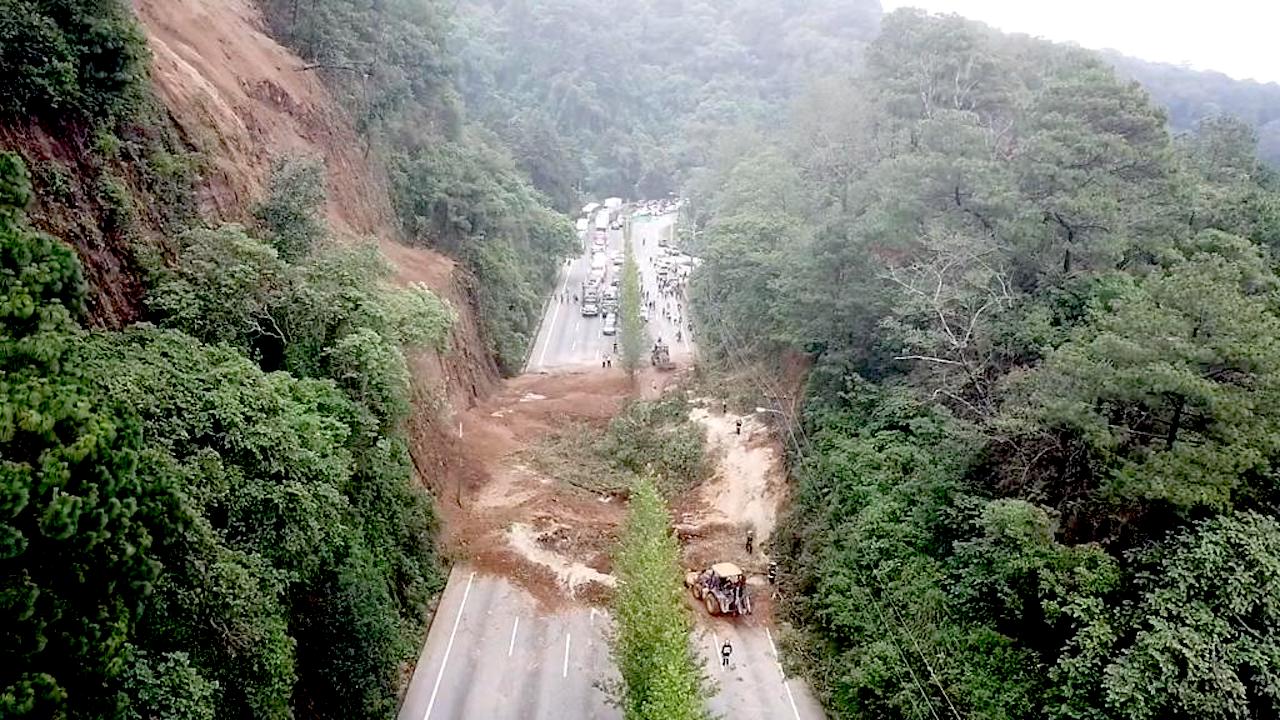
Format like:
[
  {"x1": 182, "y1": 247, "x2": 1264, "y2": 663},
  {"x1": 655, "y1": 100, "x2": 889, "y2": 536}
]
[{"x1": 133, "y1": 0, "x2": 499, "y2": 409}]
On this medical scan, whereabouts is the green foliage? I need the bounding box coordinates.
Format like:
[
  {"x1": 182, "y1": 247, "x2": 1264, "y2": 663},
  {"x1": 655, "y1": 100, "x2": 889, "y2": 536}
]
[
  {"x1": 531, "y1": 397, "x2": 707, "y2": 497},
  {"x1": 601, "y1": 397, "x2": 707, "y2": 495},
  {"x1": 148, "y1": 224, "x2": 453, "y2": 430},
  {"x1": 693, "y1": 10, "x2": 1280, "y2": 719},
  {"x1": 611, "y1": 476, "x2": 707, "y2": 720},
  {"x1": 0, "y1": 152, "x2": 86, "y2": 337},
  {"x1": 3, "y1": 150, "x2": 445, "y2": 718},
  {"x1": 147, "y1": 224, "x2": 288, "y2": 350},
  {"x1": 256, "y1": 0, "x2": 572, "y2": 374},
  {"x1": 96, "y1": 173, "x2": 134, "y2": 232},
  {"x1": 619, "y1": 228, "x2": 647, "y2": 374},
  {"x1": 0, "y1": 0, "x2": 149, "y2": 124},
  {"x1": 120, "y1": 650, "x2": 219, "y2": 720},
  {"x1": 253, "y1": 156, "x2": 327, "y2": 261},
  {"x1": 0, "y1": 158, "x2": 167, "y2": 716},
  {"x1": 1050, "y1": 512, "x2": 1280, "y2": 720},
  {"x1": 1105, "y1": 51, "x2": 1280, "y2": 168},
  {"x1": 387, "y1": 131, "x2": 574, "y2": 372},
  {"x1": 452, "y1": 0, "x2": 882, "y2": 197}
]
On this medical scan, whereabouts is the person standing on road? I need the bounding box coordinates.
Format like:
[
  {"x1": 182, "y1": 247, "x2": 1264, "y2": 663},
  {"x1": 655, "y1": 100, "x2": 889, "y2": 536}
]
[
  {"x1": 721, "y1": 640, "x2": 733, "y2": 667},
  {"x1": 746, "y1": 528, "x2": 755, "y2": 555}
]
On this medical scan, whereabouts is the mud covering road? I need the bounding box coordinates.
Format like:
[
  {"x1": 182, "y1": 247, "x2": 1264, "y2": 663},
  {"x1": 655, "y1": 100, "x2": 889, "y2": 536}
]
[{"x1": 399, "y1": 210, "x2": 823, "y2": 719}]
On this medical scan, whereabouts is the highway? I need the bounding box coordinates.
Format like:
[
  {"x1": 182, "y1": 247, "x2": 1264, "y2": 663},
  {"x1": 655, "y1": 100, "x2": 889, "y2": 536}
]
[
  {"x1": 397, "y1": 569, "x2": 620, "y2": 720},
  {"x1": 526, "y1": 211, "x2": 694, "y2": 372},
  {"x1": 695, "y1": 618, "x2": 827, "y2": 720},
  {"x1": 399, "y1": 570, "x2": 826, "y2": 720}
]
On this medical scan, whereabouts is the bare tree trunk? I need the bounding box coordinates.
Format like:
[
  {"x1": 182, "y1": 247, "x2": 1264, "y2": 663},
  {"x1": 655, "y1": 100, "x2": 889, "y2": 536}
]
[{"x1": 1166, "y1": 396, "x2": 1185, "y2": 449}]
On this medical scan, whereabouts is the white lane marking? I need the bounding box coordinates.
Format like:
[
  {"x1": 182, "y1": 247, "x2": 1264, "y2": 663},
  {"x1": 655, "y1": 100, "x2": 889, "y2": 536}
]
[
  {"x1": 532, "y1": 261, "x2": 576, "y2": 370},
  {"x1": 766, "y1": 628, "x2": 802, "y2": 720},
  {"x1": 508, "y1": 617, "x2": 520, "y2": 658},
  {"x1": 423, "y1": 571, "x2": 475, "y2": 720},
  {"x1": 783, "y1": 680, "x2": 802, "y2": 720},
  {"x1": 714, "y1": 633, "x2": 723, "y2": 673},
  {"x1": 562, "y1": 634, "x2": 572, "y2": 678},
  {"x1": 536, "y1": 292, "x2": 564, "y2": 368}
]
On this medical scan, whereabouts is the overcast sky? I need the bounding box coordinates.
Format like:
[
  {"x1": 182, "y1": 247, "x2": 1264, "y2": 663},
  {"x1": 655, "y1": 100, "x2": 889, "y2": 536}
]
[{"x1": 882, "y1": 0, "x2": 1279, "y2": 84}]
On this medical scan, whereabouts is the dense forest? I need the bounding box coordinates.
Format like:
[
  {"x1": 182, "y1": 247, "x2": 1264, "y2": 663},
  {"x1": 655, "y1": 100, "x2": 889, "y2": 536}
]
[
  {"x1": 686, "y1": 9, "x2": 1280, "y2": 719},
  {"x1": 1106, "y1": 52, "x2": 1280, "y2": 167},
  {"x1": 2, "y1": 1, "x2": 464, "y2": 718},
  {"x1": 451, "y1": 0, "x2": 882, "y2": 201}
]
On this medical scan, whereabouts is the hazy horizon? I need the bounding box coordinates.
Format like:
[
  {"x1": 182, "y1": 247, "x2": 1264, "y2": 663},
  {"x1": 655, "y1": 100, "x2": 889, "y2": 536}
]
[{"x1": 884, "y1": 0, "x2": 1279, "y2": 84}]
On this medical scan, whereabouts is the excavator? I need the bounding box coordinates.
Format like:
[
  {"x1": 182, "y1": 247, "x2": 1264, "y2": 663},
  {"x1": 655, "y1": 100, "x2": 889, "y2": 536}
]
[{"x1": 685, "y1": 562, "x2": 752, "y2": 616}]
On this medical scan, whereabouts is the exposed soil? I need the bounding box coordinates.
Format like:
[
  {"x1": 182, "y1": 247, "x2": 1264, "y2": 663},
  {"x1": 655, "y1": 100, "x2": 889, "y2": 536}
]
[
  {"x1": 427, "y1": 356, "x2": 795, "y2": 621},
  {"x1": 429, "y1": 369, "x2": 636, "y2": 610},
  {"x1": 673, "y1": 404, "x2": 789, "y2": 594},
  {"x1": 131, "y1": 0, "x2": 500, "y2": 461}
]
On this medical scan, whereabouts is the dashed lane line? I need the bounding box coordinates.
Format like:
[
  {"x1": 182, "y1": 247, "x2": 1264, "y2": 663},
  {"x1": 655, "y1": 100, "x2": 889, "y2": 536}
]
[{"x1": 562, "y1": 633, "x2": 572, "y2": 679}]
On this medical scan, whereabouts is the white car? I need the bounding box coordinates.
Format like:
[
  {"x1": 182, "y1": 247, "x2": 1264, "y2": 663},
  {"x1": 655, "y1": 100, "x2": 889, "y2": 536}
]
[{"x1": 602, "y1": 313, "x2": 617, "y2": 335}]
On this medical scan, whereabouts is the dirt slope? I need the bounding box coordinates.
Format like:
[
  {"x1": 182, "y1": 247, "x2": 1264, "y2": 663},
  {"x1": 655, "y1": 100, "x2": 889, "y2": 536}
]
[{"x1": 132, "y1": 0, "x2": 498, "y2": 413}]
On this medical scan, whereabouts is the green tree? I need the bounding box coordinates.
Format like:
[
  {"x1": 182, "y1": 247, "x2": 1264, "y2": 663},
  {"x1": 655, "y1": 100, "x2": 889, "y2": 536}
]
[
  {"x1": 0, "y1": 155, "x2": 175, "y2": 719},
  {"x1": 0, "y1": 0, "x2": 148, "y2": 123},
  {"x1": 611, "y1": 476, "x2": 706, "y2": 720},
  {"x1": 619, "y1": 227, "x2": 647, "y2": 375},
  {"x1": 1050, "y1": 512, "x2": 1280, "y2": 720},
  {"x1": 254, "y1": 156, "x2": 327, "y2": 262}
]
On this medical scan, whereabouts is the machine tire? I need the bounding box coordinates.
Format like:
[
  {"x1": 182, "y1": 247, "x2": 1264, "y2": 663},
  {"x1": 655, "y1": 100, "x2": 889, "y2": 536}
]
[{"x1": 704, "y1": 594, "x2": 718, "y2": 616}]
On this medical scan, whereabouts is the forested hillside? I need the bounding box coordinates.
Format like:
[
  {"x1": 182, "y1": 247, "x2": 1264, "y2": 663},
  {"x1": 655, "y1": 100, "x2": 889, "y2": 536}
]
[
  {"x1": 0, "y1": 0, "x2": 541, "y2": 717},
  {"x1": 689, "y1": 9, "x2": 1280, "y2": 718},
  {"x1": 257, "y1": 0, "x2": 576, "y2": 373},
  {"x1": 1105, "y1": 52, "x2": 1280, "y2": 166},
  {"x1": 451, "y1": 0, "x2": 882, "y2": 201}
]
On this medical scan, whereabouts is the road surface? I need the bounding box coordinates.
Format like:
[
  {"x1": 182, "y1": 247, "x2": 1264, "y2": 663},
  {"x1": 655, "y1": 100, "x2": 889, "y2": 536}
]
[
  {"x1": 526, "y1": 211, "x2": 693, "y2": 372},
  {"x1": 696, "y1": 618, "x2": 826, "y2": 720},
  {"x1": 398, "y1": 568, "x2": 619, "y2": 720},
  {"x1": 399, "y1": 569, "x2": 826, "y2": 720}
]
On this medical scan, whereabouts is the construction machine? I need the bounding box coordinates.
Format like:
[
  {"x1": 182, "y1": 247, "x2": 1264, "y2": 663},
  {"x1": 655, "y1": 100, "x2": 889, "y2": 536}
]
[
  {"x1": 685, "y1": 562, "x2": 752, "y2": 616},
  {"x1": 650, "y1": 340, "x2": 674, "y2": 370}
]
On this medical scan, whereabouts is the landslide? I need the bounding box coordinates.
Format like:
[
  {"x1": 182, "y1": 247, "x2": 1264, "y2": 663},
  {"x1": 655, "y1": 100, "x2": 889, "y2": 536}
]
[{"x1": 132, "y1": 0, "x2": 498, "y2": 410}]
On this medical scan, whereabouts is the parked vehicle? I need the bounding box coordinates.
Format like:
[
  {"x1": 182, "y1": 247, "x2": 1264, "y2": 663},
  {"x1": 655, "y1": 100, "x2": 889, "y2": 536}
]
[{"x1": 602, "y1": 313, "x2": 617, "y2": 335}]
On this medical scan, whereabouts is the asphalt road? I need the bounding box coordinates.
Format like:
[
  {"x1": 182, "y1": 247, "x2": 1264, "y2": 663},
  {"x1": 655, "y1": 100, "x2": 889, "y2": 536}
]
[
  {"x1": 526, "y1": 211, "x2": 694, "y2": 372},
  {"x1": 399, "y1": 570, "x2": 825, "y2": 720},
  {"x1": 695, "y1": 617, "x2": 827, "y2": 720},
  {"x1": 397, "y1": 568, "x2": 619, "y2": 720}
]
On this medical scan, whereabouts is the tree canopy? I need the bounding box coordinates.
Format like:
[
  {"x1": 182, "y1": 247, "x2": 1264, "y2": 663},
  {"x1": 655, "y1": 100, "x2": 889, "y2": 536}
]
[{"x1": 689, "y1": 10, "x2": 1280, "y2": 719}]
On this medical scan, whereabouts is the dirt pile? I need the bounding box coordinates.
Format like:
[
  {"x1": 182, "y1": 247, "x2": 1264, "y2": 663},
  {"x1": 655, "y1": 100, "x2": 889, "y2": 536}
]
[{"x1": 430, "y1": 369, "x2": 639, "y2": 609}]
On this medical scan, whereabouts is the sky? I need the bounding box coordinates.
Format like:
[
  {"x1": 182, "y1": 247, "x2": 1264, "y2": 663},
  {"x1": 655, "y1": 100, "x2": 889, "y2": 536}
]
[{"x1": 882, "y1": 0, "x2": 1280, "y2": 84}]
